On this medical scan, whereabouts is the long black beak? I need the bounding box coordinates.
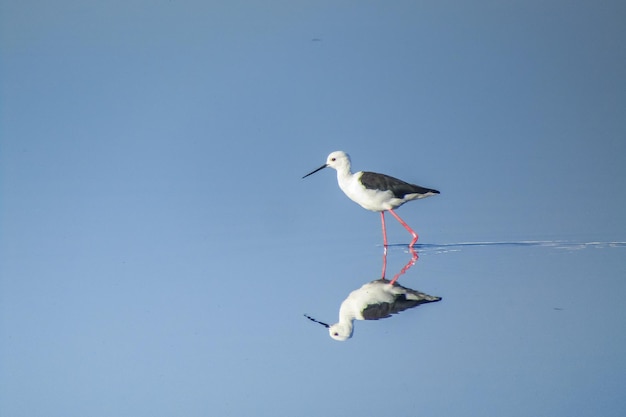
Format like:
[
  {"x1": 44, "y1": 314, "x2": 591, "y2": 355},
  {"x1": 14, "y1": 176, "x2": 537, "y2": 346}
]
[
  {"x1": 302, "y1": 164, "x2": 328, "y2": 179},
  {"x1": 303, "y1": 314, "x2": 330, "y2": 328}
]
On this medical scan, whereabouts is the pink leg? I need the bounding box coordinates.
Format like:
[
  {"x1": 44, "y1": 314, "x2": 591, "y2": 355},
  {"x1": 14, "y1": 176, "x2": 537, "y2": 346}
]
[
  {"x1": 389, "y1": 247, "x2": 419, "y2": 285},
  {"x1": 388, "y1": 209, "x2": 418, "y2": 247},
  {"x1": 380, "y1": 211, "x2": 388, "y2": 247}
]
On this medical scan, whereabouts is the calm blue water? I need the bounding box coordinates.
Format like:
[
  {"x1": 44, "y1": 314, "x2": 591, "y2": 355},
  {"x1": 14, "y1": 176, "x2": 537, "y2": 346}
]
[{"x1": 294, "y1": 240, "x2": 626, "y2": 416}]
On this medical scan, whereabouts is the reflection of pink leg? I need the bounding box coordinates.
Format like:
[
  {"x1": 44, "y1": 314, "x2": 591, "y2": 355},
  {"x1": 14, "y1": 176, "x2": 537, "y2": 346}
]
[
  {"x1": 380, "y1": 211, "x2": 388, "y2": 247},
  {"x1": 388, "y1": 209, "x2": 418, "y2": 247},
  {"x1": 381, "y1": 212, "x2": 388, "y2": 278},
  {"x1": 389, "y1": 247, "x2": 419, "y2": 285},
  {"x1": 381, "y1": 245, "x2": 388, "y2": 279}
]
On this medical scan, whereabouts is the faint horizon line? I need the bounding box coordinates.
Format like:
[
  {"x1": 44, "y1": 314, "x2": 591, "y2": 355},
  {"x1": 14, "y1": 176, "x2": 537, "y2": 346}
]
[{"x1": 382, "y1": 240, "x2": 626, "y2": 251}]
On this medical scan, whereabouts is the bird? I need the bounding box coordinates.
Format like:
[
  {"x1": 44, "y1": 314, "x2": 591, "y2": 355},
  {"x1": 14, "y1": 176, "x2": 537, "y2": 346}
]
[
  {"x1": 303, "y1": 151, "x2": 439, "y2": 247},
  {"x1": 304, "y1": 278, "x2": 441, "y2": 341}
]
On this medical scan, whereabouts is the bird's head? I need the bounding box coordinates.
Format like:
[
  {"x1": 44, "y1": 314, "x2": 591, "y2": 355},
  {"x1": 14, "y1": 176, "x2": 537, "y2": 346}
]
[
  {"x1": 302, "y1": 150, "x2": 351, "y2": 178},
  {"x1": 304, "y1": 314, "x2": 354, "y2": 341},
  {"x1": 328, "y1": 322, "x2": 353, "y2": 341},
  {"x1": 325, "y1": 151, "x2": 351, "y2": 172}
]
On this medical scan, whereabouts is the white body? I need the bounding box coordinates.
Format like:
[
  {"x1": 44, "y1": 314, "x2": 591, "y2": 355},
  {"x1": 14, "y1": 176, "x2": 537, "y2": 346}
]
[
  {"x1": 329, "y1": 279, "x2": 439, "y2": 341},
  {"x1": 325, "y1": 151, "x2": 434, "y2": 212},
  {"x1": 337, "y1": 171, "x2": 409, "y2": 211}
]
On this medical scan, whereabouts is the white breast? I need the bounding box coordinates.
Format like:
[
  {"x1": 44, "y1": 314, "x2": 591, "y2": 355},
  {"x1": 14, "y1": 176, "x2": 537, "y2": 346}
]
[{"x1": 337, "y1": 172, "x2": 403, "y2": 212}]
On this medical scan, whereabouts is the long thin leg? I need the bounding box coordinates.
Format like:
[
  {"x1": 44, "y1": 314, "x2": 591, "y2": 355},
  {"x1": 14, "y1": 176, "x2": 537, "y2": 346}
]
[
  {"x1": 388, "y1": 209, "x2": 418, "y2": 247},
  {"x1": 389, "y1": 247, "x2": 419, "y2": 285},
  {"x1": 380, "y1": 211, "x2": 388, "y2": 247}
]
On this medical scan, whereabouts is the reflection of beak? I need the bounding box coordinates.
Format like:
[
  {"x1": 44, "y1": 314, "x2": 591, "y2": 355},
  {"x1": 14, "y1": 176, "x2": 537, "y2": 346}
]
[
  {"x1": 302, "y1": 164, "x2": 328, "y2": 179},
  {"x1": 303, "y1": 314, "x2": 330, "y2": 328}
]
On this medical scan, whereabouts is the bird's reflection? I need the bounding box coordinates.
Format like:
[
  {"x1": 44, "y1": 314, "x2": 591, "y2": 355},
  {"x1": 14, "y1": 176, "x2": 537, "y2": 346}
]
[
  {"x1": 305, "y1": 248, "x2": 441, "y2": 341},
  {"x1": 305, "y1": 278, "x2": 441, "y2": 341}
]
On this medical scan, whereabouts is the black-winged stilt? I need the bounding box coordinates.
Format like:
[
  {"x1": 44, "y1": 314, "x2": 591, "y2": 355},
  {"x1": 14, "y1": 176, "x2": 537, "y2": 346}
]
[
  {"x1": 303, "y1": 151, "x2": 439, "y2": 247},
  {"x1": 304, "y1": 278, "x2": 441, "y2": 341}
]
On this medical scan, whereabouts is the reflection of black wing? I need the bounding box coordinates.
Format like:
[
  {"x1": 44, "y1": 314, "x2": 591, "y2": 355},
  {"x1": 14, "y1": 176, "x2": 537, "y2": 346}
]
[
  {"x1": 361, "y1": 302, "x2": 397, "y2": 320},
  {"x1": 360, "y1": 171, "x2": 439, "y2": 199},
  {"x1": 361, "y1": 282, "x2": 442, "y2": 321}
]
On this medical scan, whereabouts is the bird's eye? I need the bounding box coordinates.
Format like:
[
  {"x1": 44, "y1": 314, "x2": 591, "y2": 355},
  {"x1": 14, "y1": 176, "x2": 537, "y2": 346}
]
[
  {"x1": 333, "y1": 332, "x2": 339, "y2": 336},
  {"x1": 331, "y1": 158, "x2": 336, "y2": 161}
]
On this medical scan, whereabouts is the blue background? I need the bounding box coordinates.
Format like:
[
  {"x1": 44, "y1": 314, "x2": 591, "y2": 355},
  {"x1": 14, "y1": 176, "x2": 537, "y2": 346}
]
[{"x1": 2, "y1": 1, "x2": 625, "y2": 416}]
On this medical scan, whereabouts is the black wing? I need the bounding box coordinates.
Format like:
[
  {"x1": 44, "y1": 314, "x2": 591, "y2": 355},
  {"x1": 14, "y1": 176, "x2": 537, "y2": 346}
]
[
  {"x1": 360, "y1": 171, "x2": 439, "y2": 199},
  {"x1": 361, "y1": 280, "x2": 442, "y2": 320}
]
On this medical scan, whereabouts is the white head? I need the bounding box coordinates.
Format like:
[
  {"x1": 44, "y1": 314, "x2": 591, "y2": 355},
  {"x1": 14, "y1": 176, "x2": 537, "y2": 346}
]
[
  {"x1": 328, "y1": 322, "x2": 353, "y2": 341},
  {"x1": 325, "y1": 151, "x2": 351, "y2": 172},
  {"x1": 302, "y1": 150, "x2": 352, "y2": 178},
  {"x1": 304, "y1": 314, "x2": 354, "y2": 342}
]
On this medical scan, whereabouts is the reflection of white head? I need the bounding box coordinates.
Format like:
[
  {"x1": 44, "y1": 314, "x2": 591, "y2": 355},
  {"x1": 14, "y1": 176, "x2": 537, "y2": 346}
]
[
  {"x1": 329, "y1": 322, "x2": 353, "y2": 342},
  {"x1": 304, "y1": 314, "x2": 355, "y2": 342}
]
